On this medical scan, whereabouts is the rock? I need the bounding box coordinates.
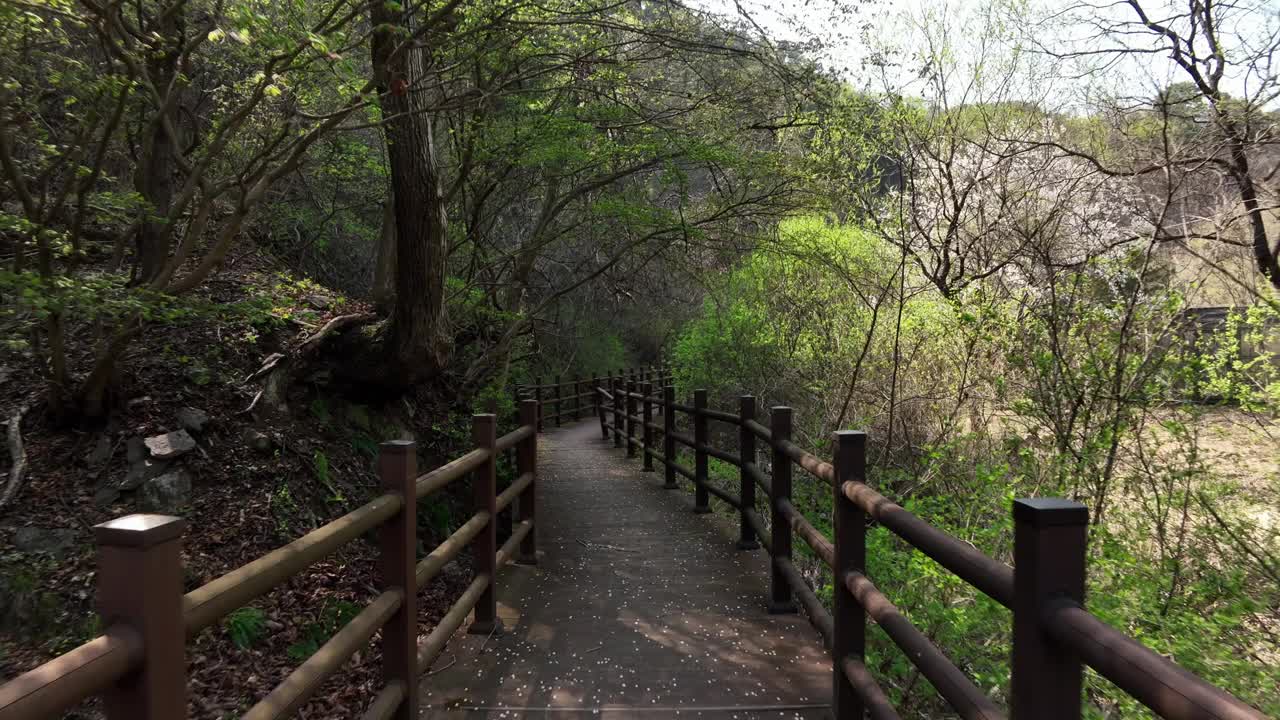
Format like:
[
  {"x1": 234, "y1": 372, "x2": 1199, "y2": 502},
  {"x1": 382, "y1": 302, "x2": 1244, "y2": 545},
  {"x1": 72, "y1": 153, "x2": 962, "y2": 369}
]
[
  {"x1": 244, "y1": 428, "x2": 273, "y2": 453},
  {"x1": 140, "y1": 471, "x2": 191, "y2": 513},
  {"x1": 93, "y1": 485, "x2": 121, "y2": 507},
  {"x1": 305, "y1": 293, "x2": 330, "y2": 309},
  {"x1": 13, "y1": 527, "x2": 77, "y2": 557},
  {"x1": 176, "y1": 407, "x2": 210, "y2": 433},
  {"x1": 120, "y1": 455, "x2": 171, "y2": 490},
  {"x1": 145, "y1": 429, "x2": 196, "y2": 460}
]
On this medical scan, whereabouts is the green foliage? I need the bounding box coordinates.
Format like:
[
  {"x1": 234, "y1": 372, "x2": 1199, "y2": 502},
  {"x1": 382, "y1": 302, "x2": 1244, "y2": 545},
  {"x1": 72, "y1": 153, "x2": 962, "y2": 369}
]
[
  {"x1": 224, "y1": 607, "x2": 268, "y2": 649},
  {"x1": 286, "y1": 599, "x2": 361, "y2": 661}
]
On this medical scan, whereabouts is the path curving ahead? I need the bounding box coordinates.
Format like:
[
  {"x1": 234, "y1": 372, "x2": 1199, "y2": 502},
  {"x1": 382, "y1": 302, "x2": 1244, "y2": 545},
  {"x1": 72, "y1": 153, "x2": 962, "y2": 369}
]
[{"x1": 420, "y1": 419, "x2": 831, "y2": 719}]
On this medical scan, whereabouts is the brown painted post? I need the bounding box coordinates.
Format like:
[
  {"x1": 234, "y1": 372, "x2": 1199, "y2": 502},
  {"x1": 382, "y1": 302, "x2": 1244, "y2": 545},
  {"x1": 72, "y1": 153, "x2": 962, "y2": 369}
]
[
  {"x1": 1011, "y1": 499, "x2": 1088, "y2": 720},
  {"x1": 769, "y1": 406, "x2": 796, "y2": 613},
  {"x1": 626, "y1": 379, "x2": 638, "y2": 458},
  {"x1": 612, "y1": 376, "x2": 624, "y2": 449},
  {"x1": 596, "y1": 375, "x2": 608, "y2": 439},
  {"x1": 832, "y1": 430, "x2": 867, "y2": 719},
  {"x1": 93, "y1": 513, "x2": 187, "y2": 720},
  {"x1": 378, "y1": 441, "x2": 418, "y2": 720},
  {"x1": 469, "y1": 414, "x2": 499, "y2": 634},
  {"x1": 517, "y1": 400, "x2": 539, "y2": 565},
  {"x1": 663, "y1": 385, "x2": 678, "y2": 489},
  {"x1": 534, "y1": 378, "x2": 544, "y2": 433},
  {"x1": 693, "y1": 389, "x2": 710, "y2": 514},
  {"x1": 641, "y1": 382, "x2": 654, "y2": 472},
  {"x1": 554, "y1": 374, "x2": 562, "y2": 428},
  {"x1": 737, "y1": 396, "x2": 758, "y2": 550}
]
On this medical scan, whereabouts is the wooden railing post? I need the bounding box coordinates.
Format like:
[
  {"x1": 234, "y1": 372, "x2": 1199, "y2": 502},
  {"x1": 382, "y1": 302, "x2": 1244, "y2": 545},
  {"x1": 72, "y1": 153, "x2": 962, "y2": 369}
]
[
  {"x1": 554, "y1": 374, "x2": 562, "y2": 428},
  {"x1": 832, "y1": 430, "x2": 867, "y2": 719},
  {"x1": 573, "y1": 375, "x2": 581, "y2": 421},
  {"x1": 378, "y1": 441, "x2": 418, "y2": 720},
  {"x1": 663, "y1": 385, "x2": 678, "y2": 489},
  {"x1": 93, "y1": 513, "x2": 187, "y2": 720},
  {"x1": 737, "y1": 396, "x2": 758, "y2": 550},
  {"x1": 1011, "y1": 498, "x2": 1088, "y2": 720},
  {"x1": 469, "y1": 414, "x2": 499, "y2": 634},
  {"x1": 596, "y1": 375, "x2": 608, "y2": 439},
  {"x1": 517, "y1": 400, "x2": 539, "y2": 565},
  {"x1": 534, "y1": 377, "x2": 544, "y2": 433},
  {"x1": 626, "y1": 379, "x2": 638, "y2": 458},
  {"x1": 612, "y1": 375, "x2": 624, "y2": 449},
  {"x1": 641, "y1": 382, "x2": 654, "y2": 472},
  {"x1": 693, "y1": 389, "x2": 710, "y2": 514},
  {"x1": 769, "y1": 406, "x2": 796, "y2": 613}
]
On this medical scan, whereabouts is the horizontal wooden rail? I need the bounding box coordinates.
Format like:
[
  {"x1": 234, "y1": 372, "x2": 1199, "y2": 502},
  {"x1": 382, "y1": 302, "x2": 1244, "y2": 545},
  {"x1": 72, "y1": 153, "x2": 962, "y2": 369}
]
[
  {"x1": 495, "y1": 425, "x2": 534, "y2": 453},
  {"x1": 417, "y1": 574, "x2": 491, "y2": 669},
  {"x1": 0, "y1": 627, "x2": 141, "y2": 720},
  {"x1": 243, "y1": 589, "x2": 403, "y2": 720},
  {"x1": 841, "y1": 657, "x2": 902, "y2": 720},
  {"x1": 774, "y1": 556, "x2": 832, "y2": 645},
  {"x1": 743, "y1": 461, "x2": 771, "y2": 495},
  {"x1": 416, "y1": 448, "x2": 487, "y2": 500},
  {"x1": 601, "y1": 387, "x2": 1266, "y2": 720},
  {"x1": 416, "y1": 511, "x2": 489, "y2": 589},
  {"x1": 842, "y1": 480, "x2": 1014, "y2": 608},
  {"x1": 361, "y1": 681, "x2": 405, "y2": 720},
  {"x1": 1044, "y1": 600, "x2": 1268, "y2": 720},
  {"x1": 496, "y1": 520, "x2": 535, "y2": 567},
  {"x1": 3, "y1": 397, "x2": 545, "y2": 720},
  {"x1": 496, "y1": 471, "x2": 534, "y2": 512},
  {"x1": 776, "y1": 497, "x2": 834, "y2": 568},
  {"x1": 843, "y1": 571, "x2": 1004, "y2": 720},
  {"x1": 184, "y1": 493, "x2": 403, "y2": 634}
]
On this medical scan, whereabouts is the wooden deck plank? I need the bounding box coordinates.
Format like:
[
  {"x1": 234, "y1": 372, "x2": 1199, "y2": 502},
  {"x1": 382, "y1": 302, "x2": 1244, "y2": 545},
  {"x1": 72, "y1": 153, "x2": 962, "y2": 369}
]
[{"x1": 420, "y1": 420, "x2": 831, "y2": 719}]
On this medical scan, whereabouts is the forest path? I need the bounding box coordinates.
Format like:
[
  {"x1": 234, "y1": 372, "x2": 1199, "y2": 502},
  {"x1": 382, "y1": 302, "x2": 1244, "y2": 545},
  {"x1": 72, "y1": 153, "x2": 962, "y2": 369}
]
[{"x1": 419, "y1": 419, "x2": 832, "y2": 719}]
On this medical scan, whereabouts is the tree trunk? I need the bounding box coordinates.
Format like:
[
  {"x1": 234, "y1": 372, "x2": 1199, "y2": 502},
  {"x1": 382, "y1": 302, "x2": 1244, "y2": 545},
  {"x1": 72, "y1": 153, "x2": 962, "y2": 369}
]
[
  {"x1": 370, "y1": 2, "x2": 451, "y2": 381},
  {"x1": 373, "y1": 194, "x2": 397, "y2": 312},
  {"x1": 133, "y1": 4, "x2": 183, "y2": 283}
]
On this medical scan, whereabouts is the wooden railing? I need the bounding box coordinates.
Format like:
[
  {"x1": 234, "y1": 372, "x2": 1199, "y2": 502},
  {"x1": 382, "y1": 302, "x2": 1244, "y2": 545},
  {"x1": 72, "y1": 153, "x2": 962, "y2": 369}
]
[
  {"x1": 599, "y1": 384, "x2": 1271, "y2": 720},
  {"x1": 515, "y1": 365, "x2": 669, "y2": 432},
  {"x1": 0, "y1": 400, "x2": 542, "y2": 720}
]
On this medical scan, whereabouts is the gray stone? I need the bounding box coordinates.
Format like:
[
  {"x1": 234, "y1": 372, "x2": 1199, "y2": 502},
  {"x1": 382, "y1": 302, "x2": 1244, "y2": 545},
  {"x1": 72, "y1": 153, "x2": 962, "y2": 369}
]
[
  {"x1": 140, "y1": 471, "x2": 191, "y2": 513},
  {"x1": 93, "y1": 485, "x2": 121, "y2": 506},
  {"x1": 145, "y1": 429, "x2": 196, "y2": 460},
  {"x1": 13, "y1": 527, "x2": 77, "y2": 557},
  {"x1": 243, "y1": 428, "x2": 273, "y2": 452},
  {"x1": 176, "y1": 407, "x2": 210, "y2": 433},
  {"x1": 120, "y1": 456, "x2": 171, "y2": 490}
]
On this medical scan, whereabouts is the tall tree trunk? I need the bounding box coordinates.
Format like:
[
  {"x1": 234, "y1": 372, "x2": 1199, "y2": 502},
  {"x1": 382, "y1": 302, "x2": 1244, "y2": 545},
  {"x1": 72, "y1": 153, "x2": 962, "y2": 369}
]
[
  {"x1": 134, "y1": 3, "x2": 182, "y2": 283},
  {"x1": 370, "y1": 2, "x2": 451, "y2": 379},
  {"x1": 373, "y1": 193, "x2": 397, "y2": 312}
]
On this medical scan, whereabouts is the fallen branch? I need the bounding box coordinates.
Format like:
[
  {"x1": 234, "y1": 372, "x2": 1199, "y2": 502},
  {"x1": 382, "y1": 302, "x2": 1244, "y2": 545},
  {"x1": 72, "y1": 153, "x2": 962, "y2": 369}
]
[
  {"x1": 0, "y1": 404, "x2": 29, "y2": 510},
  {"x1": 297, "y1": 312, "x2": 376, "y2": 355}
]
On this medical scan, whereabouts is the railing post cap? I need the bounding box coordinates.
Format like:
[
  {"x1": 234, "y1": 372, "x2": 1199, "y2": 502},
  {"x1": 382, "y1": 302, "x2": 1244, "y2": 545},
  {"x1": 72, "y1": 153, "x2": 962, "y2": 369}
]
[
  {"x1": 94, "y1": 513, "x2": 186, "y2": 548},
  {"x1": 380, "y1": 439, "x2": 416, "y2": 452},
  {"x1": 833, "y1": 430, "x2": 867, "y2": 441},
  {"x1": 1013, "y1": 498, "x2": 1089, "y2": 527}
]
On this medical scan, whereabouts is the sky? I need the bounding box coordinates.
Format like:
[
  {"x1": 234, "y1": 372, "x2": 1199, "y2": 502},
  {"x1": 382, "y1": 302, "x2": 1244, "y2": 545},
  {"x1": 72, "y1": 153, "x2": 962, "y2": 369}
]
[{"x1": 692, "y1": 0, "x2": 1279, "y2": 109}]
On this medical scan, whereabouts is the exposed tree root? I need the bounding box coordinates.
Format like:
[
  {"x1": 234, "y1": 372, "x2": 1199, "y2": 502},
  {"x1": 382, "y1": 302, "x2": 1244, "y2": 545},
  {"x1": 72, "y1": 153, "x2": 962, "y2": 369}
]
[
  {"x1": 0, "y1": 404, "x2": 29, "y2": 510},
  {"x1": 244, "y1": 312, "x2": 378, "y2": 416}
]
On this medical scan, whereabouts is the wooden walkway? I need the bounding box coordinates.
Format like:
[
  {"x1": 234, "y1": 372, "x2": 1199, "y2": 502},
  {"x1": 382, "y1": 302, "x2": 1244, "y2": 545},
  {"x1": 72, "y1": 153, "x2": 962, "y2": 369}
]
[{"x1": 420, "y1": 419, "x2": 832, "y2": 718}]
